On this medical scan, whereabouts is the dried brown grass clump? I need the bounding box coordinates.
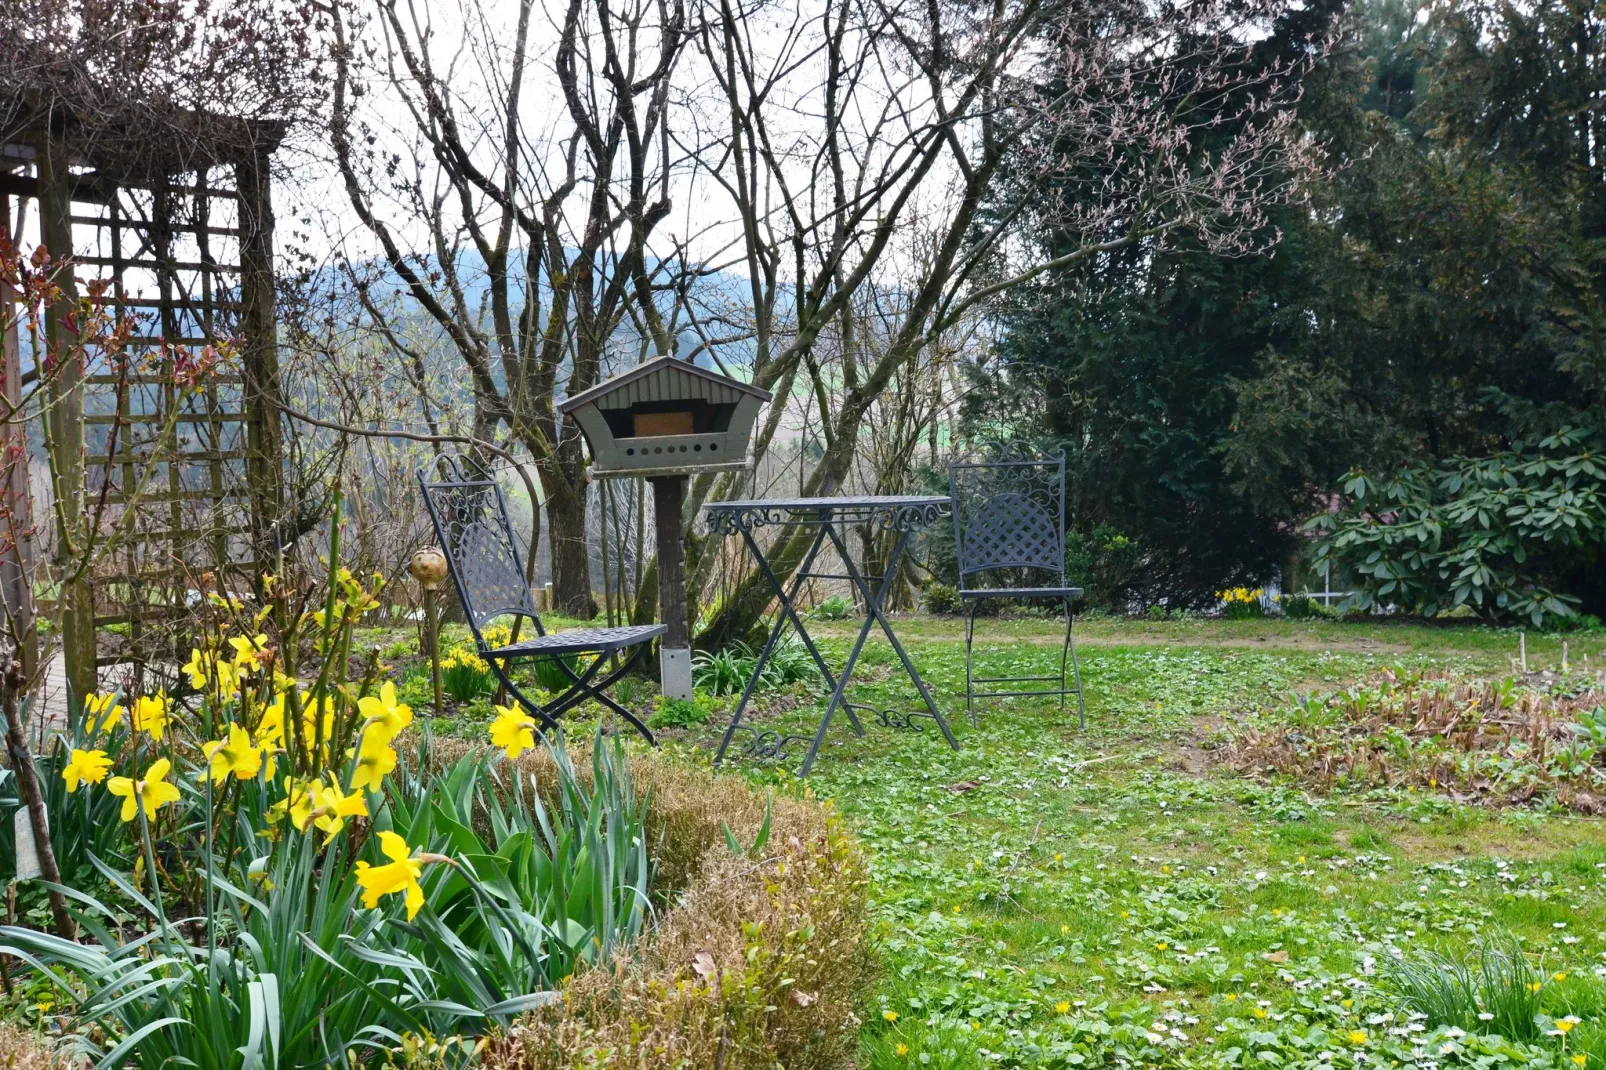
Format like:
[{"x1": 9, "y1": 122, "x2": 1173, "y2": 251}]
[
  {"x1": 1224, "y1": 668, "x2": 1606, "y2": 812},
  {"x1": 473, "y1": 743, "x2": 873, "y2": 1069},
  {"x1": 0, "y1": 1026, "x2": 75, "y2": 1068}
]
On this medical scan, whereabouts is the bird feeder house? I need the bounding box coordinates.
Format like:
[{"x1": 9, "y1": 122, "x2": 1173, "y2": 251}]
[
  {"x1": 559, "y1": 356, "x2": 771, "y2": 480},
  {"x1": 561, "y1": 357, "x2": 771, "y2": 703}
]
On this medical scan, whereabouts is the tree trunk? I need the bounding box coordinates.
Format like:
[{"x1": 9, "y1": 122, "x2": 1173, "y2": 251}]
[
  {"x1": 0, "y1": 193, "x2": 38, "y2": 688},
  {"x1": 695, "y1": 396, "x2": 865, "y2": 648},
  {"x1": 1, "y1": 663, "x2": 74, "y2": 940},
  {"x1": 545, "y1": 474, "x2": 595, "y2": 618},
  {"x1": 37, "y1": 133, "x2": 95, "y2": 706}
]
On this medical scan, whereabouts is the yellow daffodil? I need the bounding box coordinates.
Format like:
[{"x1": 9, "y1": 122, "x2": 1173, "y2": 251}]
[
  {"x1": 488, "y1": 704, "x2": 537, "y2": 759},
  {"x1": 106, "y1": 758, "x2": 181, "y2": 823},
  {"x1": 350, "y1": 734, "x2": 397, "y2": 792},
  {"x1": 84, "y1": 692, "x2": 123, "y2": 733},
  {"x1": 270, "y1": 777, "x2": 323, "y2": 832},
  {"x1": 357, "y1": 682, "x2": 412, "y2": 742},
  {"x1": 61, "y1": 748, "x2": 112, "y2": 792},
  {"x1": 301, "y1": 696, "x2": 336, "y2": 747},
  {"x1": 312, "y1": 782, "x2": 369, "y2": 843},
  {"x1": 132, "y1": 693, "x2": 169, "y2": 742},
  {"x1": 203, "y1": 723, "x2": 263, "y2": 783},
  {"x1": 182, "y1": 646, "x2": 216, "y2": 690},
  {"x1": 354, "y1": 831, "x2": 427, "y2": 920},
  {"x1": 229, "y1": 634, "x2": 271, "y2": 672},
  {"x1": 256, "y1": 695, "x2": 287, "y2": 747}
]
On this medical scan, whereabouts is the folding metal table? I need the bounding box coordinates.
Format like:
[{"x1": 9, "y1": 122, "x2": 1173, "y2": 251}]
[{"x1": 703, "y1": 495, "x2": 961, "y2": 774}]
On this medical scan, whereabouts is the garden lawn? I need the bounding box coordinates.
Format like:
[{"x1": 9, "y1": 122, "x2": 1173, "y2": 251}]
[{"x1": 693, "y1": 619, "x2": 1606, "y2": 1068}]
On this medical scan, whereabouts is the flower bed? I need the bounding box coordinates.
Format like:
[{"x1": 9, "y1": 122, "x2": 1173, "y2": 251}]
[{"x1": 1223, "y1": 667, "x2": 1606, "y2": 811}]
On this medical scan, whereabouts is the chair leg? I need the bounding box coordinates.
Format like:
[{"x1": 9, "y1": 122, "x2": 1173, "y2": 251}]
[
  {"x1": 964, "y1": 599, "x2": 979, "y2": 728},
  {"x1": 494, "y1": 646, "x2": 658, "y2": 746},
  {"x1": 1067, "y1": 605, "x2": 1086, "y2": 730},
  {"x1": 488, "y1": 660, "x2": 565, "y2": 737},
  {"x1": 1060, "y1": 595, "x2": 1071, "y2": 718},
  {"x1": 569, "y1": 644, "x2": 658, "y2": 745}
]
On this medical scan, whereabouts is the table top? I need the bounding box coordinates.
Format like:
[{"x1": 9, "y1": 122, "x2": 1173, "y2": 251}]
[{"x1": 703, "y1": 494, "x2": 952, "y2": 534}]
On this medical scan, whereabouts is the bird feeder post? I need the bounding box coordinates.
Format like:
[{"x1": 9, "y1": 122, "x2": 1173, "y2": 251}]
[
  {"x1": 651, "y1": 475, "x2": 692, "y2": 700},
  {"x1": 558, "y1": 357, "x2": 773, "y2": 706},
  {"x1": 408, "y1": 547, "x2": 450, "y2": 715}
]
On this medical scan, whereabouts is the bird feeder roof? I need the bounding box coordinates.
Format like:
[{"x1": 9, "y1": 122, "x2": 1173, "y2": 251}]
[{"x1": 559, "y1": 356, "x2": 771, "y2": 414}]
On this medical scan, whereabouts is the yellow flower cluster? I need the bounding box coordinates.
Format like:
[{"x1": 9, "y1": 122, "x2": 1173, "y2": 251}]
[
  {"x1": 439, "y1": 649, "x2": 490, "y2": 674},
  {"x1": 63, "y1": 639, "x2": 413, "y2": 833},
  {"x1": 1215, "y1": 587, "x2": 1265, "y2": 605}
]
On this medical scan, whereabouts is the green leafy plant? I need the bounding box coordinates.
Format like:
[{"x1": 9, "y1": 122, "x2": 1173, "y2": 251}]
[
  {"x1": 0, "y1": 820, "x2": 426, "y2": 1068},
  {"x1": 722, "y1": 793, "x2": 772, "y2": 860},
  {"x1": 923, "y1": 583, "x2": 961, "y2": 615},
  {"x1": 650, "y1": 695, "x2": 712, "y2": 729},
  {"x1": 1281, "y1": 593, "x2": 1319, "y2": 619},
  {"x1": 383, "y1": 735, "x2": 651, "y2": 1018},
  {"x1": 692, "y1": 637, "x2": 820, "y2": 697},
  {"x1": 1309, "y1": 426, "x2": 1605, "y2": 627},
  {"x1": 763, "y1": 635, "x2": 822, "y2": 688},
  {"x1": 692, "y1": 646, "x2": 752, "y2": 696},
  {"x1": 1381, "y1": 932, "x2": 1547, "y2": 1041},
  {"x1": 812, "y1": 595, "x2": 853, "y2": 621},
  {"x1": 529, "y1": 653, "x2": 585, "y2": 693}
]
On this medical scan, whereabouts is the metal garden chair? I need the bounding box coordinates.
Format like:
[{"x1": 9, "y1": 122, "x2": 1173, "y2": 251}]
[
  {"x1": 947, "y1": 443, "x2": 1085, "y2": 728},
  {"x1": 418, "y1": 454, "x2": 665, "y2": 743}
]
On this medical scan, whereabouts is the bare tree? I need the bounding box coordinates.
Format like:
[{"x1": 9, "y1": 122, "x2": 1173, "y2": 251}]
[
  {"x1": 327, "y1": 0, "x2": 690, "y2": 615},
  {"x1": 681, "y1": 0, "x2": 1324, "y2": 643}
]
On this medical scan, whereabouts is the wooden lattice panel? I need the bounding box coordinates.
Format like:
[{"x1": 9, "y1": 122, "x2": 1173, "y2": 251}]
[{"x1": 7, "y1": 160, "x2": 259, "y2": 662}]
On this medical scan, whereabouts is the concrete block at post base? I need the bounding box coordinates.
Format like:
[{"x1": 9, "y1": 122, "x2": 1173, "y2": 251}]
[{"x1": 661, "y1": 647, "x2": 692, "y2": 702}]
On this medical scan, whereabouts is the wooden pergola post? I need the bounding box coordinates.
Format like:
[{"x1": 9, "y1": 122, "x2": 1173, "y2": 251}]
[{"x1": 236, "y1": 144, "x2": 285, "y2": 565}]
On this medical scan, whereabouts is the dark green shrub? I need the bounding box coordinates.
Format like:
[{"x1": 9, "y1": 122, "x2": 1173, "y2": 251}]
[
  {"x1": 922, "y1": 583, "x2": 960, "y2": 615},
  {"x1": 1309, "y1": 426, "x2": 1606, "y2": 626},
  {"x1": 483, "y1": 755, "x2": 871, "y2": 1069}
]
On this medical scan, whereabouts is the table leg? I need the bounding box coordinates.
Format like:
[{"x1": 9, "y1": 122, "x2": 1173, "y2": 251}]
[
  {"x1": 823, "y1": 524, "x2": 959, "y2": 752},
  {"x1": 800, "y1": 563, "x2": 880, "y2": 775},
  {"x1": 714, "y1": 525, "x2": 835, "y2": 766}
]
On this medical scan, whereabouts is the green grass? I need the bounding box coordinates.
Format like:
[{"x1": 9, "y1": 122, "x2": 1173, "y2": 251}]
[
  {"x1": 662, "y1": 616, "x2": 1606, "y2": 1068},
  {"x1": 351, "y1": 613, "x2": 1606, "y2": 1067}
]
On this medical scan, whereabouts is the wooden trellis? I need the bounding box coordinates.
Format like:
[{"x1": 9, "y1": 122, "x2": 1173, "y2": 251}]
[{"x1": 0, "y1": 109, "x2": 284, "y2": 698}]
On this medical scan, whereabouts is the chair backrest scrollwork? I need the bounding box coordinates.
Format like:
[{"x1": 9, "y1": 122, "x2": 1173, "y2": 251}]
[
  {"x1": 417, "y1": 454, "x2": 543, "y2": 638},
  {"x1": 947, "y1": 443, "x2": 1067, "y2": 591}
]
